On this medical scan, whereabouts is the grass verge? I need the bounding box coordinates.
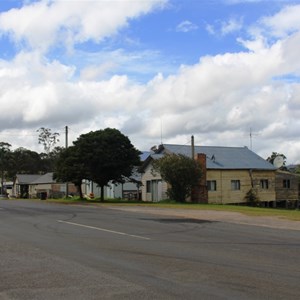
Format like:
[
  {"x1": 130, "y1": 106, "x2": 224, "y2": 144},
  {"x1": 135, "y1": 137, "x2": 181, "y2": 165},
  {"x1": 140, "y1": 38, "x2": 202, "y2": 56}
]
[{"x1": 38, "y1": 197, "x2": 300, "y2": 222}]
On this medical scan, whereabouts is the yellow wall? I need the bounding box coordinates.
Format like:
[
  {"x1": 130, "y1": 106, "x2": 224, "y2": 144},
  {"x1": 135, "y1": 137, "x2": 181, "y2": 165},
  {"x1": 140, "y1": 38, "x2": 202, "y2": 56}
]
[
  {"x1": 141, "y1": 161, "x2": 276, "y2": 204},
  {"x1": 207, "y1": 169, "x2": 276, "y2": 204}
]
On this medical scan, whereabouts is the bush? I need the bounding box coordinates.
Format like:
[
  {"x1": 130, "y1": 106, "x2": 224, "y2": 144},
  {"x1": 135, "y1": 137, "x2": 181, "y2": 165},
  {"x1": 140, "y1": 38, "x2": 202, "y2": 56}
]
[{"x1": 245, "y1": 189, "x2": 260, "y2": 206}]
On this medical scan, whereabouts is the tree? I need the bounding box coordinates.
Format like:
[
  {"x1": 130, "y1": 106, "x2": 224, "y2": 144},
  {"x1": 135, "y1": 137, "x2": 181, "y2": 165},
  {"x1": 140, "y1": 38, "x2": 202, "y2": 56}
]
[
  {"x1": 152, "y1": 154, "x2": 202, "y2": 203},
  {"x1": 73, "y1": 128, "x2": 141, "y2": 201},
  {"x1": 0, "y1": 142, "x2": 12, "y2": 194},
  {"x1": 244, "y1": 188, "x2": 260, "y2": 206},
  {"x1": 8, "y1": 147, "x2": 42, "y2": 178},
  {"x1": 37, "y1": 127, "x2": 60, "y2": 154},
  {"x1": 39, "y1": 146, "x2": 64, "y2": 173},
  {"x1": 54, "y1": 146, "x2": 86, "y2": 198}
]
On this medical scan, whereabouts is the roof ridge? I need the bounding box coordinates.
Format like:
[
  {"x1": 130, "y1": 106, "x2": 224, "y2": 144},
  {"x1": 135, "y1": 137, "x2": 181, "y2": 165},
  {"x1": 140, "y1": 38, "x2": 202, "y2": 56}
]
[{"x1": 163, "y1": 143, "x2": 248, "y2": 149}]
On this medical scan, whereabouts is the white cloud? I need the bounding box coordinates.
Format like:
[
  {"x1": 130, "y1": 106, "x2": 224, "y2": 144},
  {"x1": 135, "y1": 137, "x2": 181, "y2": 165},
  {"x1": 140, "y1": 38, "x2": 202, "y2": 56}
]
[
  {"x1": 2, "y1": 28, "x2": 300, "y2": 162},
  {"x1": 1, "y1": 1, "x2": 300, "y2": 165},
  {"x1": 176, "y1": 20, "x2": 198, "y2": 33},
  {"x1": 0, "y1": 0, "x2": 167, "y2": 52},
  {"x1": 206, "y1": 16, "x2": 243, "y2": 37},
  {"x1": 221, "y1": 17, "x2": 243, "y2": 35},
  {"x1": 259, "y1": 4, "x2": 300, "y2": 38},
  {"x1": 80, "y1": 62, "x2": 117, "y2": 81},
  {"x1": 205, "y1": 23, "x2": 215, "y2": 35}
]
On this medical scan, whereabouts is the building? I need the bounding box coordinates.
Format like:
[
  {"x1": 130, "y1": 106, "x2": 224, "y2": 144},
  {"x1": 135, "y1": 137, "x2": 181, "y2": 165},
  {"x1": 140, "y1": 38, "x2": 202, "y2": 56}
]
[
  {"x1": 140, "y1": 144, "x2": 278, "y2": 205},
  {"x1": 87, "y1": 151, "x2": 151, "y2": 200},
  {"x1": 13, "y1": 173, "x2": 78, "y2": 199},
  {"x1": 275, "y1": 170, "x2": 300, "y2": 208}
]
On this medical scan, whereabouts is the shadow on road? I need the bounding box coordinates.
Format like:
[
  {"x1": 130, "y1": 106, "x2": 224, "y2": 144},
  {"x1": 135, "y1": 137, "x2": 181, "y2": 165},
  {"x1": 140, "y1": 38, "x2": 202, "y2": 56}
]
[{"x1": 141, "y1": 218, "x2": 216, "y2": 224}]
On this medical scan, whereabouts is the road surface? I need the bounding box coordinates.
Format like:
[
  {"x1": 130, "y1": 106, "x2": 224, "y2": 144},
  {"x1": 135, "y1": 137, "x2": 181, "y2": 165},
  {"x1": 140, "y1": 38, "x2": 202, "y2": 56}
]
[{"x1": 0, "y1": 200, "x2": 299, "y2": 299}]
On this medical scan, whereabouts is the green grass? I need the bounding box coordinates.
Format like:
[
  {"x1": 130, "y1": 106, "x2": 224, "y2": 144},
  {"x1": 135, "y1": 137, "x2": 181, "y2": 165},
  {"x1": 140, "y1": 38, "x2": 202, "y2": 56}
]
[{"x1": 7, "y1": 197, "x2": 300, "y2": 222}]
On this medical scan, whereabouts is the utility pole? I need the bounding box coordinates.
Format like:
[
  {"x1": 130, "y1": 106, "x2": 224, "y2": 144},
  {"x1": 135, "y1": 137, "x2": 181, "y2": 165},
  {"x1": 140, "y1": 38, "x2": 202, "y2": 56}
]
[
  {"x1": 191, "y1": 135, "x2": 195, "y2": 159},
  {"x1": 65, "y1": 125, "x2": 68, "y2": 148},
  {"x1": 65, "y1": 126, "x2": 69, "y2": 197}
]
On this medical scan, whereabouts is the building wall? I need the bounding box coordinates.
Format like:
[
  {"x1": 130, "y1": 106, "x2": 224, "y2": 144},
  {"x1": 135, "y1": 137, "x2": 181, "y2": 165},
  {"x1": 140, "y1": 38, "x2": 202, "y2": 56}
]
[
  {"x1": 31, "y1": 183, "x2": 52, "y2": 198},
  {"x1": 275, "y1": 171, "x2": 300, "y2": 202},
  {"x1": 32, "y1": 183, "x2": 78, "y2": 198},
  {"x1": 113, "y1": 182, "x2": 141, "y2": 200},
  {"x1": 51, "y1": 183, "x2": 78, "y2": 196},
  {"x1": 207, "y1": 169, "x2": 276, "y2": 204},
  {"x1": 141, "y1": 163, "x2": 168, "y2": 202},
  {"x1": 141, "y1": 160, "x2": 276, "y2": 204}
]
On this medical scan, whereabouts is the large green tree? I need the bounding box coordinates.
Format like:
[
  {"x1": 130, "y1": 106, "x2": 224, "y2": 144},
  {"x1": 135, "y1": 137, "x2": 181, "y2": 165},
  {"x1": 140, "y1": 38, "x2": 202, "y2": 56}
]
[
  {"x1": 9, "y1": 147, "x2": 42, "y2": 177},
  {"x1": 73, "y1": 128, "x2": 141, "y2": 201},
  {"x1": 53, "y1": 146, "x2": 86, "y2": 198},
  {"x1": 153, "y1": 154, "x2": 202, "y2": 203}
]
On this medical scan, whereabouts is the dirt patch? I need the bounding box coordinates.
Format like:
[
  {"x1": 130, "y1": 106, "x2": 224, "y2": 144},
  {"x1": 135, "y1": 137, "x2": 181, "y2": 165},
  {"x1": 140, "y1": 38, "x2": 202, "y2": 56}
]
[{"x1": 106, "y1": 205, "x2": 300, "y2": 231}]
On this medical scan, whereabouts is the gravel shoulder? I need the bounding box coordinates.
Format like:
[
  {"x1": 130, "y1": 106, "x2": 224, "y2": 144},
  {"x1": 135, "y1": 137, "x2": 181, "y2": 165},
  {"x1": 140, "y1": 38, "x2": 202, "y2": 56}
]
[{"x1": 106, "y1": 205, "x2": 300, "y2": 231}]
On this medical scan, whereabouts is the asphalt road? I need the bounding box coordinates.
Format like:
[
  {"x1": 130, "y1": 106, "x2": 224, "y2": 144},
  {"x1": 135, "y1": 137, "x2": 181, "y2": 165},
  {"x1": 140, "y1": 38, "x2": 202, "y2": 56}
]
[{"x1": 0, "y1": 200, "x2": 299, "y2": 300}]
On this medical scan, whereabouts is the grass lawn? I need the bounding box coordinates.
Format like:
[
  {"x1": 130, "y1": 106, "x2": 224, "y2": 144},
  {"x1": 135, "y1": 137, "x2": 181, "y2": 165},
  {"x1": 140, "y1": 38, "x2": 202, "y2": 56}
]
[{"x1": 40, "y1": 197, "x2": 300, "y2": 222}]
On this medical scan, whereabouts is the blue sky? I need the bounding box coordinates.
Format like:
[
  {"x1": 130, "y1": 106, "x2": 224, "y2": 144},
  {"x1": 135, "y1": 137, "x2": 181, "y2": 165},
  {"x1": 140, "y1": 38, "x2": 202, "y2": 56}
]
[{"x1": 1, "y1": 0, "x2": 300, "y2": 164}]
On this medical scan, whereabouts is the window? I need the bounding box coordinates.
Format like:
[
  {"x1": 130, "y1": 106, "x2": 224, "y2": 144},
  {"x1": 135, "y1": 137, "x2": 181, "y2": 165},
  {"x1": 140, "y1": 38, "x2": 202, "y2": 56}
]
[
  {"x1": 207, "y1": 180, "x2": 217, "y2": 191},
  {"x1": 146, "y1": 181, "x2": 151, "y2": 193},
  {"x1": 283, "y1": 179, "x2": 290, "y2": 189},
  {"x1": 231, "y1": 180, "x2": 240, "y2": 190},
  {"x1": 260, "y1": 179, "x2": 269, "y2": 189}
]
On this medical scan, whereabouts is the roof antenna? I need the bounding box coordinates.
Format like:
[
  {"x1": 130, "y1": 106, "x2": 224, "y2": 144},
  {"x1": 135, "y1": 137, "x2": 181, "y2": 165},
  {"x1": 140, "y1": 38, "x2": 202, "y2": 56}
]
[{"x1": 249, "y1": 127, "x2": 259, "y2": 151}]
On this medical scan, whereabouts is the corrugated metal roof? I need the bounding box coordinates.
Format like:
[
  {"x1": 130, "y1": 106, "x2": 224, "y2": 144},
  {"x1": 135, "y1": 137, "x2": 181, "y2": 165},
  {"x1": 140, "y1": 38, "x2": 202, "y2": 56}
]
[
  {"x1": 31, "y1": 173, "x2": 55, "y2": 184},
  {"x1": 160, "y1": 144, "x2": 276, "y2": 170},
  {"x1": 140, "y1": 151, "x2": 151, "y2": 162},
  {"x1": 16, "y1": 174, "x2": 41, "y2": 184}
]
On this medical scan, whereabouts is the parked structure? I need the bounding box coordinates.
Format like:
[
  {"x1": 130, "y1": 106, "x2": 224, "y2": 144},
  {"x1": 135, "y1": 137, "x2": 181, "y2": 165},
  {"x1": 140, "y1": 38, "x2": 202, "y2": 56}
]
[
  {"x1": 13, "y1": 173, "x2": 78, "y2": 199},
  {"x1": 140, "y1": 144, "x2": 282, "y2": 205}
]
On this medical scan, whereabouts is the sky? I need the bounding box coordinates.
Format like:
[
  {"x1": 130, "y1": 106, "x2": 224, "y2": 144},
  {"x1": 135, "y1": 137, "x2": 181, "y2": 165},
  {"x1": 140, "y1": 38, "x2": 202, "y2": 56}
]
[{"x1": 1, "y1": 0, "x2": 300, "y2": 164}]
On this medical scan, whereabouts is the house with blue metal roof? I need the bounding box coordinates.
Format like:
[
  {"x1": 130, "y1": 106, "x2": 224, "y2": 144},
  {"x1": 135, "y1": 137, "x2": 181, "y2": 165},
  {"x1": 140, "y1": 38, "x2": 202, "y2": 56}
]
[{"x1": 140, "y1": 144, "x2": 277, "y2": 204}]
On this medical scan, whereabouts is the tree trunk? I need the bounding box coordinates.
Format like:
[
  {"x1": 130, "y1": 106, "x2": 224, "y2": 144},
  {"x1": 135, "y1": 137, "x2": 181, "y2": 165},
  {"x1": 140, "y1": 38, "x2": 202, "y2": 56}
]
[
  {"x1": 77, "y1": 182, "x2": 83, "y2": 199},
  {"x1": 79, "y1": 185, "x2": 83, "y2": 199},
  {"x1": 100, "y1": 185, "x2": 104, "y2": 202}
]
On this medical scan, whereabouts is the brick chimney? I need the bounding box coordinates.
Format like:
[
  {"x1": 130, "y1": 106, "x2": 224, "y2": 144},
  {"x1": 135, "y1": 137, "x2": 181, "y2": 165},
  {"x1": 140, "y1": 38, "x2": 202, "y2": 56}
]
[{"x1": 191, "y1": 153, "x2": 208, "y2": 203}]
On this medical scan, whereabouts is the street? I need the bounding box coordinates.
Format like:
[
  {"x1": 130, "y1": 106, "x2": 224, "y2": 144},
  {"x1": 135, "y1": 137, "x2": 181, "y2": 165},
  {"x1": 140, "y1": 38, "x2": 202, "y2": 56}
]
[{"x1": 0, "y1": 200, "x2": 300, "y2": 300}]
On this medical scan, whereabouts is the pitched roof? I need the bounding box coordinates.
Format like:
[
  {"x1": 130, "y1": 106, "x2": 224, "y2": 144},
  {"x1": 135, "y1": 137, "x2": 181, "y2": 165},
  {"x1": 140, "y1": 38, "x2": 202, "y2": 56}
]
[
  {"x1": 31, "y1": 172, "x2": 55, "y2": 184},
  {"x1": 16, "y1": 173, "x2": 56, "y2": 184},
  {"x1": 140, "y1": 151, "x2": 151, "y2": 161},
  {"x1": 156, "y1": 144, "x2": 276, "y2": 170},
  {"x1": 16, "y1": 174, "x2": 41, "y2": 184}
]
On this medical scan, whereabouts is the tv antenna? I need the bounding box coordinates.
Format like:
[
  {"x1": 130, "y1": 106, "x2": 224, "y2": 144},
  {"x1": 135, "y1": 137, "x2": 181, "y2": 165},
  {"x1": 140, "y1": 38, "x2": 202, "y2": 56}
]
[{"x1": 249, "y1": 128, "x2": 259, "y2": 151}]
